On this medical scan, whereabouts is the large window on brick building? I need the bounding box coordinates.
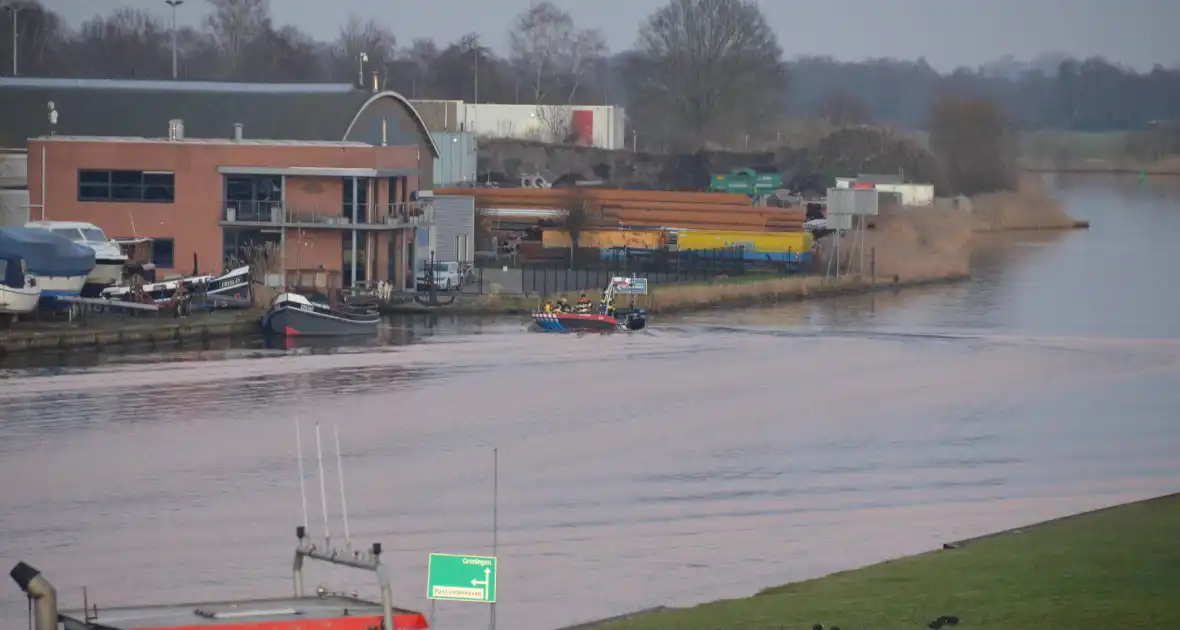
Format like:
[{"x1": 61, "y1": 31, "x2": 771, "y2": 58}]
[
  {"x1": 152, "y1": 238, "x2": 176, "y2": 268},
  {"x1": 78, "y1": 170, "x2": 175, "y2": 203}
]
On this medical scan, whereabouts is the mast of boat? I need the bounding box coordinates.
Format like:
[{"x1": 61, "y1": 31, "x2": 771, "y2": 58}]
[
  {"x1": 315, "y1": 422, "x2": 331, "y2": 550},
  {"x1": 333, "y1": 423, "x2": 352, "y2": 550},
  {"x1": 295, "y1": 418, "x2": 309, "y2": 531},
  {"x1": 280, "y1": 176, "x2": 287, "y2": 291}
]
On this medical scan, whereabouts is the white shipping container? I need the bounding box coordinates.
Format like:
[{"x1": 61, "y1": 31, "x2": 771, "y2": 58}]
[
  {"x1": 875, "y1": 183, "x2": 935, "y2": 206},
  {"x1": 461, "y1": 103, "x2": 626, "y2": 150}
]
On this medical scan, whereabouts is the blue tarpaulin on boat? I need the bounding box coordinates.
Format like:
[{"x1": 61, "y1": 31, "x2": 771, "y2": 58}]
[{"x1": 0, "y1": 227, "x2": 96, "y2": 278}]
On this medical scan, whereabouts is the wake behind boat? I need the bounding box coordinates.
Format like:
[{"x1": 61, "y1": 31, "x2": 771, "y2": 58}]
[{"x1": 260, "y1": 291, "x2": 381, "y2": 336}]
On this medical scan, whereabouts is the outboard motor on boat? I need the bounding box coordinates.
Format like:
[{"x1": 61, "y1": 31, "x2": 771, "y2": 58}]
[{"x1": 623, "y1": 308, "x2": 648, "y2": 331}]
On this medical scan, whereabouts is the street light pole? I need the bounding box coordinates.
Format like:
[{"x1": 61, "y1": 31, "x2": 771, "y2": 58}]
[
  {"x1": 5, "y1": 5, "x2": 23, "y2": 77},
  {"x1": 164, "y1": 0, "x2": 184, "y2": 79}
]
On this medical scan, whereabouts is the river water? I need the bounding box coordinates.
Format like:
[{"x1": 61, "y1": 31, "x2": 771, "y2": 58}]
[{"x1": 1, "y1": 174, "x2": 1178, "y2": 630}]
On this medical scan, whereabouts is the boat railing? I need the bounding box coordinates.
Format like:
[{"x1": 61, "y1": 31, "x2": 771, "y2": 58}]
[
  {"x1": 293, "y1": 526, "x2": 394, "y2": 630},
  {"x1": 221, "y1": 201, "x2": 434, "y2": 228}
]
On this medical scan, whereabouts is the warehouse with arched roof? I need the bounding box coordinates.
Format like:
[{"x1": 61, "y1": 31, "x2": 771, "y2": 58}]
[{"x1": 2, "y1": 78, "x2": 443, "y2": 290}]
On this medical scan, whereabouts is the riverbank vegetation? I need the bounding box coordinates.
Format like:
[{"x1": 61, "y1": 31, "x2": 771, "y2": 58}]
[
  {"x1": 595, "y1": 494, "x2": 1180, "y2": 630},
  {"x1": 971, "y1": 178, "x2": 1088, "y2": 231}
]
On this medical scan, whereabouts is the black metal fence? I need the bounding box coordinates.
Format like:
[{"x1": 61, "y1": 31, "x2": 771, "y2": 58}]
[{"x1": 469, "y1": 247, "x2": 754, "y2": 296}]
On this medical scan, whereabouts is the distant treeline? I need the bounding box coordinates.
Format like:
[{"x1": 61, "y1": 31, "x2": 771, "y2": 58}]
[{"x1": 3, "y1": 0, "x2": 1178, "y2": 151}]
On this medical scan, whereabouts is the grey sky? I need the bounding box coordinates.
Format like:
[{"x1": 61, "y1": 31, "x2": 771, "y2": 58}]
[{"x1": 40, "y1": 0, "x2": 1180, "y2": 71}]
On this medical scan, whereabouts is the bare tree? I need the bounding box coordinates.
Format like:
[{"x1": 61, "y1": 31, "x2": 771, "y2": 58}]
[
  {"x1": 564, "y1": 28, "x2": 607, "y2": 103},
  {"x1": 331, "y1": 15, "x2": 396, "y2": 87},
  {"x1": 561, "y1": 189, "x2": 600, "y2": 267},
  {"x1": 818, "y1": 91, "x2": 873, "y2": 126},
  {"x1": 403, "y1": 38, "x2": 439, "y2": 97},
  {"x1": 622, "y1": 0, "x2": 787, "y2": 149},
  {"x1": 0, "y1": 0, "x2": 71, "y2": 76},
  {"x1": 535, "y1": 104, "x2": 575, "y2": 143},
  {"x1": 928, "y1": 94, "x2": 1017, "y2": 196},
  {"x1": 203, "y1": 0, "x2": 270, "y2": 77},
  {"x1": 507, "y1": 1, "x2": 573, "y2": 104},
  {"x1": 507, "y1": 2, "x2": 607, "y2": 105},
  {"x1": 70, "y1": 8, "x2": 170, "y2": 79},
  {"x1": 257, "y1": 25, "x2": 322, "y2": 82},
  {"x1": 174, "y1": 25, "x2": 219, "y2": 78}
]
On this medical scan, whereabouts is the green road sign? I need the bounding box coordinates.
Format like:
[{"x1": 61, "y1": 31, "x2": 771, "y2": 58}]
[{"x1": 427, "y1": 553, "x2": 498, "y2": 603}]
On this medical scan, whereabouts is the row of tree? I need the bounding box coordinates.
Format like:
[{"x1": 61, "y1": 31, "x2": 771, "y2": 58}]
[{"x1": 2, "y1": 0, "x2": 1178, "y2": 150}]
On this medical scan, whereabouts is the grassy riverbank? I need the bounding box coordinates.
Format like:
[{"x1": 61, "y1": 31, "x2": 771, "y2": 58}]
[{"x1": 590, "y1": 493, "x2": 1180, "y2": 630}]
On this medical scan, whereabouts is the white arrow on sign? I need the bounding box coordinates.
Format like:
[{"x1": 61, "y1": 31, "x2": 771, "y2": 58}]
[{"x1": 470, "y1": 567, "x2": 491, "y2": 600}]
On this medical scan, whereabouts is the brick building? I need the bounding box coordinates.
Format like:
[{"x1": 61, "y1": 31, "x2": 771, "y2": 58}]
[{"x1": 2, "y1": 77, "x2": 441, "y2": 288}]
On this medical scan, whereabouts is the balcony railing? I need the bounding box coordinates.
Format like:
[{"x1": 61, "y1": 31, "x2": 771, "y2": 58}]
[{"x1": 221, "y1": 201, "x2": 433, "y2": 228}]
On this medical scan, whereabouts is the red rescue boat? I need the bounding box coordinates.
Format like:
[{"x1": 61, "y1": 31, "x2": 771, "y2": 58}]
[
  {"x1": 10, "y1": 526, "x2": 428, "y2": 630},
  {"x1": 531, "y1": 276, "x2": 649, "y2": 333}
]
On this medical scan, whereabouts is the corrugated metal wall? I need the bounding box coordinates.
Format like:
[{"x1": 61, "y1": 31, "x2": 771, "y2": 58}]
[
  {"x1": 409, "y1": 100, "x2": 465, "y2": 131},
  {"x1": 431, "y1": 132, "x2": 478, "y2": 186},
  {"x1": 827, "y1": 188, "x2": 879, "y2": 216},
  {"x1": 0, "y1": 151, "x2": 28, "y2": 188},
  {"x1": 0, "y1": 189, "x2": 30, "y2": 226},
  {"x1": 431, "y1": 195, "x2": 476, "y2": 262}
]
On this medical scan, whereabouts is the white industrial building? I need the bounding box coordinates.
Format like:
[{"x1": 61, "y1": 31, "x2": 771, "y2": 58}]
[
  {"x1": 835, "y1": 176, "x2": 935, "y2": 207},
  {"x1": 411, "y1": 100, "x2": 626, "y2": 150}
]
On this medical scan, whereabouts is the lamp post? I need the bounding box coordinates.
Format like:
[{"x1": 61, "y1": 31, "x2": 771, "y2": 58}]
[
  {"x1": 4, "y1": 4, "x2": 23, "y2": 76},
  {"x1": 164, "y1": 0, "x2": 184, "y2": 79}
]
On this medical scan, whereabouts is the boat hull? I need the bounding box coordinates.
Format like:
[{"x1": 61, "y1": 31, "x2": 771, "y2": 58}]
[
  {"x1": 101, "y1": 266, "x2": 249, "y2": 307},
  {"x1": 532, "y1": 312, "x2": 646, "y2": 332},
  {"x1": 0, "y1": 285, "x2": 41, "y2": 315},
  {"x1": 32, "y1": 274, "x2": 87, "y2": 306},
  {"x1": 82, "y1": 259, "x2": 125, "y2": 297},
  {"x1": 262, "y1": 304, "x2": 381, "y2": 337}
]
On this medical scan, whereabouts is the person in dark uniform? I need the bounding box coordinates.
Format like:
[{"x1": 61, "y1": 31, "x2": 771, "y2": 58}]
[{"x1": 575, "y1": 293, "x2": 591, "y2": 314}]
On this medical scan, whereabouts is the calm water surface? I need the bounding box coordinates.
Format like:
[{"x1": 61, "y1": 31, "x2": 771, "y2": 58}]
[{"x1": 1, "y1": 174, "x2": 1178, "y2": 630}]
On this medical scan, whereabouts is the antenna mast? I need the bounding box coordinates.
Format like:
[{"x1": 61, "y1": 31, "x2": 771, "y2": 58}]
[
  {"x1": 295, "y1": 419, "x2": 309, "y2": 529},
  {"x1": 333, "y1": 423, "x2": 352, "y2": 548},
  {"x1": 315, "y1": 422, "x2": 331, "y2": 548}
]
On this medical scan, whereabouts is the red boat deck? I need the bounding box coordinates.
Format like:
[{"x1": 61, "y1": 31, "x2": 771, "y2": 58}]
[{"x1": 59, "y1": 594, "x2": 429, "y2": 630}]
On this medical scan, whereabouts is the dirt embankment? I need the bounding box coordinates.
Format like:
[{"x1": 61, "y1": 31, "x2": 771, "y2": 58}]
[
  {"x1": 815, "y1": 177, "x2": 1082, "y2": 287},
  {"x1": 816, "y1": 207, "x2": 973, "y2": 284}
]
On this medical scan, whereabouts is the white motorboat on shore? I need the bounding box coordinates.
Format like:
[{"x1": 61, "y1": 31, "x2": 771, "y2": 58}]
[
  {"x1": 26, "y1": 221, "x2": 127, "y2": 296},
  {"x1": 0, "y1": 255, "x2": 41, "y2": 319}
]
